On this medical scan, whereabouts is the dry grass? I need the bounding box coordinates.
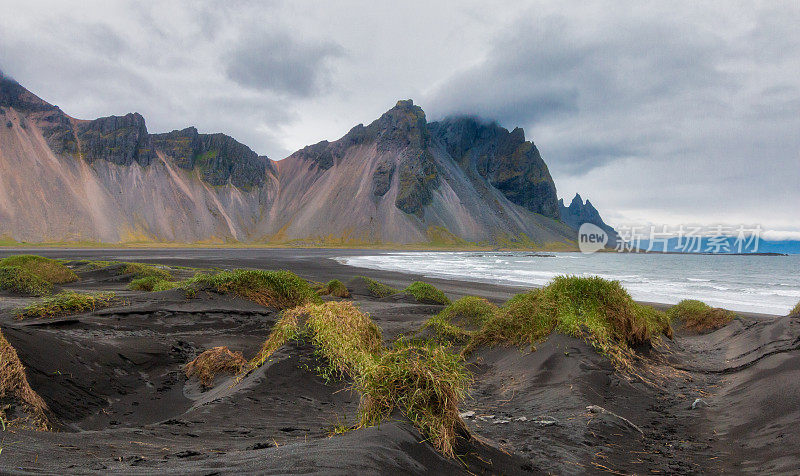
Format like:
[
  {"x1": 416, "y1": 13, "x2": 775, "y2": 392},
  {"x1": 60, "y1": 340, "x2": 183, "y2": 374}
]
[
  {"x1": 246, "y1": 301, "x2": 470, "y2": 457},
  {"x1": 185, "y1": 346, "x2": 247, "y2": 387},
  {"x1": 358, "y1": 339, "x2": 470, "y2": 457},
  {"x1": 319, "y1": 279, "x2": 351, "y2": 298},
  {"x1": 15, "y1": 291, "x2": 117, "y2": 319},
  {"x1": 0, "y1": 329, "x2": 50, "y2": 430},
  {"x1": 667, "y1": 299, "x2": 736, "y2": 332},
  {"x1": 185, "y1": 269, "x2": 321, "y2": 310},
  {"x1": 790, "y1": 300, "x2": 800, "y2": 317},
  {"x1": 0, "y1": 255, "x2": 78, "y2": 284}
]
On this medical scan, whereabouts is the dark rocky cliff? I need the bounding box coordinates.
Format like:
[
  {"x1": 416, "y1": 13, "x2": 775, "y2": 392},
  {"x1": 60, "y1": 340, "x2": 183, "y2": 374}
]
[
  {"x1": 429, "y1": 116, "x2": 559, "y2": 219},
  {"x1": 76, "y1": 113, "x2": 156, "y2": 167},
  {"x1": 152, "y1": 127, "x2": 271, "y2": 189}
]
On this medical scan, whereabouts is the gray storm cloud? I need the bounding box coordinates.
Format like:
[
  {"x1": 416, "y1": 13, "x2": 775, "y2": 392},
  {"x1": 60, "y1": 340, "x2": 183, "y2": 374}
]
[{"x1": 224, "y1": 32, "x2": 344, "y2": 97}]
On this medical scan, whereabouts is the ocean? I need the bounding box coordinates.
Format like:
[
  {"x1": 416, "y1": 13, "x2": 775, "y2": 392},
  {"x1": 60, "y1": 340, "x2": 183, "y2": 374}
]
[{"x1": 337, "y1": 251, "x2": 800, "y2": 315}]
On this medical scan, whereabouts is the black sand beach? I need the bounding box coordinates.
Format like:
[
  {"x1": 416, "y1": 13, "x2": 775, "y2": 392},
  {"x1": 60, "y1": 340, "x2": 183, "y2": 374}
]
[{"x1": 0, "y1": 248, "x2": 798, "y2": 474}]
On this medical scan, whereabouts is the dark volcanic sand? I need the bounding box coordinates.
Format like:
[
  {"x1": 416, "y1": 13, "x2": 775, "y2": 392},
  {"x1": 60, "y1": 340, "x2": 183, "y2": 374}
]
[{"x1": 0, "y1": 248, "x2": 798, "y2": 474}]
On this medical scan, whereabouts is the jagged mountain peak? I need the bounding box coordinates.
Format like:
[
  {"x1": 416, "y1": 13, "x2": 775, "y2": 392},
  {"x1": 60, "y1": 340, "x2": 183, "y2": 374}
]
[
  {"x1": 560, "y1": 193, "x2": 619, "y2": 245},
  {"x1": 0, "y1": 76, "x2": 594, "y2": 245}
]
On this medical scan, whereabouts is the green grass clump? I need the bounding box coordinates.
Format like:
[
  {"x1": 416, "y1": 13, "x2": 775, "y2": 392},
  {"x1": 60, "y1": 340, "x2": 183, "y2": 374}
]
[
  {"x1": 356, "y1": 276, "x2": 399, "y2": 298},
  {"x1": 667, "y1": 299, "x2": 736, "y2": 332},
  {"x1": 129, "y1": 276, "x2": 177, "y2": 292},
  {"x1": 246, "y1": 301, "x2": 470, "y2": 457},
  {"x1": 468, "y1": 276, "x2": 672, "y2": 362},
  {"x1": 404, "y1": 281, "x2": 451, "y2": 305},
  {"x1": 0, "y1": 255, "x2": 78, "y2": 284},
  {"x1": 121, "y1": 262, "x2": 172, "y2": 280},
  {"x1": 792, "y1": 300, "x2": 800, "y2": 316},
  {"x1": 185, "y1": 269, "x2": 321, "y2": 310},
  {"x1": 422, "y1": 296, "x2": 498, "y2": 344},
  {"x1": 359, "y1": 339, "x2": 470, "y2": 457},
  {"x1": 319, "y1": 279, "x2": 351, "y2": 298},
  {"x1": 15, "y1": 291, "x2": 116, "y2": 319},
  {"x1": 0, "y1": 266, "x2": 53, "y2": 296}
]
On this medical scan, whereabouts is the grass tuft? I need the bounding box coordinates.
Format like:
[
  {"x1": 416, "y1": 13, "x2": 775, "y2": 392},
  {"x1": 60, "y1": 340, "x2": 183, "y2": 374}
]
[
  {"x1": 185, "y1": 346, "x2": 247, "y2": 387},
  {"x1": 0, "y1": 266, "x2": 53, "y2": 296},
  {"x1": 358, "y1": 339, "x2": 471, "y2": 457},
  {"x1": 790, "y1": 300, "x2": 800, "y2": 317},
  {"x1": 422, "y1": 296, "x2": 498, "y2": 344},
  {"x1": 467, "y1": 276, "x2": 672, "y2": 362},
  {"x1": 667, "y1": 299, "x2": 736, "y2": 332},
  {"x1": 319, "y1": 279, "x2": 351, "y2": 298},
  {"x1": 0, "y1": 329, "x2": 50, "y2": 430},
  {"x1": 246, "y1": 301, "x2": 469, "y2": 457},
  {"x1": 129, "y1": 276, "x2": 177, "y2": 292},
  {"x1": 404, "y1": 281, "x2": 451, "y2": 305},
  {"x1": 0, "y1": 255, "x2": 78, "y2": 284},
  {"x1": 185, "y1": 269, "x2": 321, "y2": 309},
  {"x1": 15, "y1": 291, "x2": 117, "y2": 319},
  {"x1": 121, "y1": 262, "x2": 172, "y2": 280},
  {"x1": 354, "y1": 276, "x2": 399, "y2": 298}
]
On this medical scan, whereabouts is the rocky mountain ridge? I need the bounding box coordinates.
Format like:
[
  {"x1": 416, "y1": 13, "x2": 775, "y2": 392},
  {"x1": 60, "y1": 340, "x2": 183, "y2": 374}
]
[{"x1": 0, "y1": 72, "x2": 612, "y2": 246}]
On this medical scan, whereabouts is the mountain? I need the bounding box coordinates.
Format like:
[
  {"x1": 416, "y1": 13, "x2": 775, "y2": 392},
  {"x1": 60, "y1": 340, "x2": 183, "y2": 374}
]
[
  {"x1": 0, "y1": 73, "x2": 578, "y2": 246},
  {"x1": 559, "y1": 194, "x2": 619, "y2": 246}
]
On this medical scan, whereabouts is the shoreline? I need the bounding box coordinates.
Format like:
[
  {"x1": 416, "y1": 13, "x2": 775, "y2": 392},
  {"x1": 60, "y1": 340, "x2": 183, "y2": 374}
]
[{"x1": 0, "y1": 247, "x2": 782, "y2": 319}]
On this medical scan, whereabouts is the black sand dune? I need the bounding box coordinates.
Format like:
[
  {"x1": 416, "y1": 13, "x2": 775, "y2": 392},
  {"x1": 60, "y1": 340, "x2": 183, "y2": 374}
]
[{"x1": 0, "y1": 248, "x2": 798, "y2": 474}]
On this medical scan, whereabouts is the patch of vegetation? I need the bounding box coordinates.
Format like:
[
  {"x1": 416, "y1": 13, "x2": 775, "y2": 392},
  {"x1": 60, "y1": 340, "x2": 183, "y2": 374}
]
[
  {"x1": 319, "y1": 279, "x2": 351, "y2": 298},
  {"x1": 15, "y1": 291, "x2": 117, "y2": 319},
  {"x1": 0, "y1": 266, "x2": 53, "y2": 296},
  {"x1": 121, "y1": 262, "x2": 172, "y2": 280},
  {"x1": 352, "y1": 276, "x2": 399, "y2": 298},
  {"x1": 467, "y1": 276, "x2": 672, "y2": 362},
  {"x1": 667, "y1": 299, "x2": 736, "y2": 333},
  {"x1": 359, "y1": 339, "x2": 470, "y2": 456},
  {"x1": 422, "y1": 296, "x2": 498, "y2": 344},
  {"x1": 185, "y1": 346, "x2": 247, "y2": 387},
  {"x1": 0, "y1": 329, "x2": 50, "y2": 430},
  {"x1": 185, "y1": 269, "x2": 321, "y2": 310},
  {"x1": 0, "y1": 254, "x2": 78, "y2": 284},
  {"x1": 404, "y1": 281, "x2": 451, "y2": 305},
  {"x1": 790, "y1": 300, "x2": 800, "y2": 317},
  {"x1": 128, "y1": 276, "x2": 177, "y2": 292},
  {"x1": 246, "y1": 302, "x2": 470, "y2": 457},
  {"x1": 365, "y1": 277, "x2": 399, "y2": 298}
]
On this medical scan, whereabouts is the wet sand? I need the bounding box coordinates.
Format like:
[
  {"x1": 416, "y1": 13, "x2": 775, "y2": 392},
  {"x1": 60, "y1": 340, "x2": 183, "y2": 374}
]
[{"x1": 0, "y1": 248, "x2": 797, "y2": 474}]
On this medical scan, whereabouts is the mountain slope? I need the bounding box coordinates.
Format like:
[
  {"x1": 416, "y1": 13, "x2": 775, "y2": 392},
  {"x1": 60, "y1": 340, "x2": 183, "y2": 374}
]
[
  {"x1": 0, "y1": 74, "x2": 577, "y2": 246},
  {"x1": 265, "y1": 100, "x2": 573, "y2": 244}
]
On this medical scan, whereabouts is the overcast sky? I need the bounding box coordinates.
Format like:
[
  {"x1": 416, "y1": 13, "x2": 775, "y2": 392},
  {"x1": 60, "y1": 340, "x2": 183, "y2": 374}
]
[{"x1": 1, "y1": 0, "x2": 798, "y2": 236}]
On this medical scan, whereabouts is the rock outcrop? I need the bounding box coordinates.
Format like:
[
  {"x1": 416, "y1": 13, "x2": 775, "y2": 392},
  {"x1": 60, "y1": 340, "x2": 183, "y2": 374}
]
[
  {"x1": 152, "y1": 128, "x2": 271, "y2": 190},
  {"x1": 559, "y1": 194, "x2": 619, "y2": 245}
]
